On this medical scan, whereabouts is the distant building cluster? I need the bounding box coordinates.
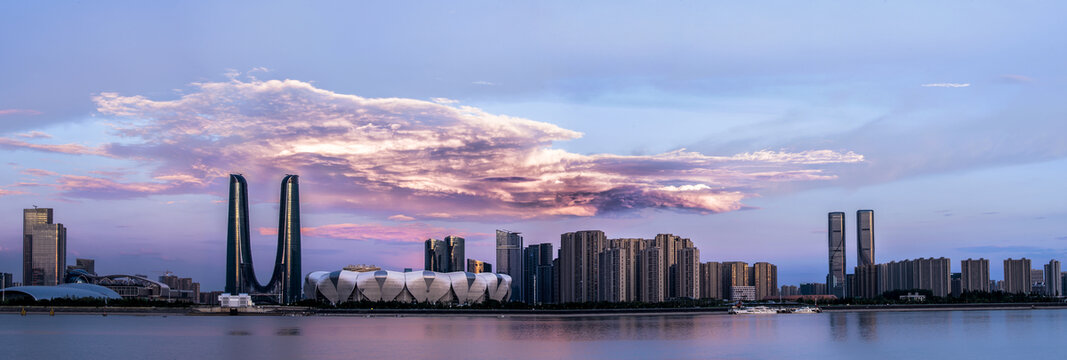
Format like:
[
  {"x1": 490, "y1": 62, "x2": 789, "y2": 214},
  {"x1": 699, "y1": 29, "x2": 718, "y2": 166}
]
[
  {"x1": 820, "y1": 210, "x2": 1065, "y2": 299},
  {"x1": 463, "y1": 230, "x2": 779, "y2": 304}
]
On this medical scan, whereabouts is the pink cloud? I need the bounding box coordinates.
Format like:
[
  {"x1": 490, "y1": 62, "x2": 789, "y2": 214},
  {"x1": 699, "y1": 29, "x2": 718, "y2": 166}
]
[
  {"x1": 73, "y1": 78, "x2": 863, "y2": 218},
  {"x1": 388, "y1": 214, "x2": 416, "y2": 221},
  {"x1": 257, "y1": 223, "x2": 489, "y2": 243},
  {"x1": 0, "y1": 109, "x2": 42, "y2": 116},
  {"x1": 20, "y1": 168, "x2": 59, "y2": 177},
  {"x1": 0, "y1": 189, "x2": 28, "y2": 197},
  {"x1": 16, "y1": 131, "x2": 52, "y2": 139},
  {"x1": 0, "y1": 137, "x2": 105, "y2": 156}
]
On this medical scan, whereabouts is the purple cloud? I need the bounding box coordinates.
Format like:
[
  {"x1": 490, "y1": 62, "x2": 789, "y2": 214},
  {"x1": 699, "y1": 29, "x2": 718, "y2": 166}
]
[{"x1": 23, "y1": 78, "x2": 864, "y2": 219}]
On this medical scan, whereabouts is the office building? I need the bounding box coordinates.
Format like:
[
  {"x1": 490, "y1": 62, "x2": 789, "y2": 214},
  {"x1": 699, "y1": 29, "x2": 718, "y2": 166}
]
[
  {"x1": 699, "y1": 262, "x2": 723, "y2": 299},
  {"x1": 524, "y1": 243, "x2": 553, "y2": 304},
  {"x1": 496, "y1": 230, "x2": 524, "y2": 301},
  {"x1": 950, "y1": 273, "x2": 962, "y2": 296},
  {"x1": 675, "y1": 248, "x2": 701, "y2": 299},
  {"x1": 722, "y1": 261, "x2": 749, "y2": 299},
  {"x1": 0, "y1": 272, "x2": 12, "y2": 289},
  {"x1": 1045, "y1": 260, "x2": 1061, "y2": 296},
  {"x1": 444, "y1": 235, "x2": 465, "y2": 272},
  {"x1": 827, "y1": 212, "x2": 846, "y2": 298},
  {"x1": 224, "y1": 174, "x2": 303, "y2": 304},
  {"x1": 750, "y1": 262, "x2": 777, "y2": 300},
  {"x1": 23, "y1": 208, "x2": 67, "y2": 286},
  {"x1": 68, "y1": 258, "x2": 95, "y2": 275},
  {"x1": 960, "y1": 258, "x2": 990, "y2": 293},
  {"x1": 856, "y1": 210, "x2": 875, "y2": 267},
  {"x1": 799, "y1": 282, "x2": 828, "y2": 295},
  {"x1": 559, "y1": 230, "x2": 604, "y2": 303},
  {"x1": 1003, "y1": 258, "x2": 1032, "y2": 294},
  {"x1": 466, "y1": 259, "x2": 492, "y2": 274},
  {"x1": 424, "y1": 239, "x2": 448, "y2": 272},
  {"x1": 639, "y1": 247, "x2": 665, "y2": 302}
]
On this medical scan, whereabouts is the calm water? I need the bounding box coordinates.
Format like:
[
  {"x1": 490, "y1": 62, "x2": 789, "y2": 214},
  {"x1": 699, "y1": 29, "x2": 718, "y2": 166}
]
[{"x1": 1, "y1": 309, "x2": 1065, "y2": 359}]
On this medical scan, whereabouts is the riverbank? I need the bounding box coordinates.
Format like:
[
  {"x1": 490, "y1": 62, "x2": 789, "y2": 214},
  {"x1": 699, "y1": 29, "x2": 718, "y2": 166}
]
[{"x1": 4, "y1": 302, "x2": 1067, "y2": 317}]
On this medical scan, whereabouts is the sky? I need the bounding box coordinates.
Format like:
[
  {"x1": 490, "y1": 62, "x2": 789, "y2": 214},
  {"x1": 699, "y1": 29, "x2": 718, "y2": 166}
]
[{"x1": 1, "y1": 1, "x2": 1065, "y2": 290}]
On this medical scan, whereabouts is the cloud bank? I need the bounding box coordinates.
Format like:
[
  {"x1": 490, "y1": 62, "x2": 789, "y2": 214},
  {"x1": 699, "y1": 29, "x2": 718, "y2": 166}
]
[{"x1": 16, "y1": 79, "x2": 862, "y2": 219}]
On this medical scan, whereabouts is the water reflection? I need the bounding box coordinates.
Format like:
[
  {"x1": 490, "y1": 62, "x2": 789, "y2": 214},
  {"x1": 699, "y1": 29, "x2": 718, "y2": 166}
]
[
  {"x1": 4, "y1": 310, "x2": 1067, "y2": 360},
  {"x1": 829, "y1": 312, "x2": 848, "y2": 341},
  {"x1": 857, "y1": 312, "x2": 877, "y2": 342}
]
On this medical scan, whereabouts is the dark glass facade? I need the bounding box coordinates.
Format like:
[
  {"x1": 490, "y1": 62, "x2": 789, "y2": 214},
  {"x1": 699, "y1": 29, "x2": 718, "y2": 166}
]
[
  {"x1": 827, "y1": 212, "x2": 846, "y2": 298},
  {"x1": 856, "y1": 210, "x2": 875, "y2": 267},
  {"x1": 23, "y1": 208, "x2": 66, "y2": 286},
  {"x1": 224, "y1": 174, "x2": 302, "y2": 304}
]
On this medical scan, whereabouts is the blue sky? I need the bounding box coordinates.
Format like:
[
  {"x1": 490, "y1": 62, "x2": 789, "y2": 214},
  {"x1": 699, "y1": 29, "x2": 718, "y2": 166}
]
[{"x1": 1, "y1": 1, "x2": 1065, "y2": 289}]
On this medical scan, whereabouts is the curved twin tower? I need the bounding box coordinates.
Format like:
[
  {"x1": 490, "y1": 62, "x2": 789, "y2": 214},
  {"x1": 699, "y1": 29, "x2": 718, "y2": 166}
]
[{"x1": 225, "y1": 174, "x2": 302, "y2": 304}]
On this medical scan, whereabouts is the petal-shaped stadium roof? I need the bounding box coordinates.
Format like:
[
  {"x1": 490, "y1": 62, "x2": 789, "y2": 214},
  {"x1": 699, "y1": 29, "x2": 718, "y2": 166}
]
[{"x1": 0, "y1": 283, "x2": 122, "y2": 301}]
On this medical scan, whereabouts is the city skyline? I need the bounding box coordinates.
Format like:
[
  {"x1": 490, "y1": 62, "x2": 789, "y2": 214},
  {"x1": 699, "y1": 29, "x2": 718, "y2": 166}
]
[{"x1": 1, "y1": 2, "x2": 1066, "y2": 290}]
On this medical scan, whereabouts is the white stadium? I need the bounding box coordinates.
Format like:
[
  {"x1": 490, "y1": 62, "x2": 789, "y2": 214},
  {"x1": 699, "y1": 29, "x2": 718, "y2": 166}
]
[{"x1": 304, "y1": 270, "x2": 512, "y2": 304}]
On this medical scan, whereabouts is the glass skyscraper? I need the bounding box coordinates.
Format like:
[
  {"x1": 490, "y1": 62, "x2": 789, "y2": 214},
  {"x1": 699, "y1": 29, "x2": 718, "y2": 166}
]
[
  {"x1": 496, "y1": 230, "x2": 523, "y2": 302},
  {"x1": 857, "y1": 210, "x2": 875, "y2": 267},
  {"x1": 22, "y1": 208, "x2": 66, "y2": 286},
  {"x1": 225, "y1": 174, "x2": 302, "y2": 304},
  {"x1": 827, "y1": 212, "x2": 846, "y2": 298}
]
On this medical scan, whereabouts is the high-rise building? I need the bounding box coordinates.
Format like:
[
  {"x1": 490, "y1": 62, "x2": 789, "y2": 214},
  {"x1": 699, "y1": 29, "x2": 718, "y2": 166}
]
[
  {"x1": 0, "y1": 273, "x2": 13, "y2": 289},
  {"x1": 699, "y1": 262, "x2": 723, "y2": 299},
  {"x1": 496, "y1": 230, "x2": 524, "y2": 301},
  {"x1": 950, "y1": 273, "x2": 962, "y2": 296},
  {"x1": 559, "y1": 230, "x2": 604, "y2": 303},
  {"x1": 780, "y1": 285, "x2": 800, "y2": 296},
  {"x1": 880, "y1": 258, "x2": 951, "y2": 297},
  {"x1": 1030, "y1": 269, "x2": 1044, "y2": 286},
  {"x1": 23, "y1": 208, "x2": 66, "y2": 286},
  {"x1": 424, "y1": 239, "x2": 448, "y2": 272},
  {"x1": 605, "y1": 238, "x2": 645, "y2": 302},
  {"x1": 652, "y1": 234, "x2": 693, "y2": 298},
  {"x1": 1044, "y1": 260, "x2": 1061, "y2": 297},
  {"x1": 524, "y1": 243, "x2": 553, "y2": 304},
  {"x1": 598, "y1": 248, "x2": 627, "y2": 302},
  {"x1": 856, "y1": 210, "x2": 875, "y2": 267},
  {"x1": 444, "y1": 235, "x2": 465, "y2": 272},
  {"x1": 827, "y1": 212, "x2": 846, "y2": 298},
  {"x1": 1003, "y1": 258, "x2": 1032, "y2": 294},
  {"x1": 960, "y1": 258, "x2": 990, "y2": 293},
  {"x1": 853, "y1": 264, "x2": 880, "y2": 298},
  {"x1": 224, "y1": 174, "x2": 302, "y2": 304},
  {"x1": 722, "y1": 261, "x2": 749, "y2": 299},
  {"x1": 639, "y1": 247, "x2": 664, "y2": 302},
  {"x1": 799, "y1": 282, "x2": 828, "y2": 295},
  {"x1": 466, "y1": 259, "x2": 492, "y2": 273},
  {"x1": 73, "y1": 258, "x2": 95, "y2": 275},
  {"x1": 675, "y1": 248, "x2": 701, "y2": 299},
  {"x1": 750, "y1": 262, "x2": 777, "y2": 300}
]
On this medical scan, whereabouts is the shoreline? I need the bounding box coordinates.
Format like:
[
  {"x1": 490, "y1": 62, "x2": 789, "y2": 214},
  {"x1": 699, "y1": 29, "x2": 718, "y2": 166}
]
[{"x1": 4, "y1": 302, "x2": 1067, "y2": 317}]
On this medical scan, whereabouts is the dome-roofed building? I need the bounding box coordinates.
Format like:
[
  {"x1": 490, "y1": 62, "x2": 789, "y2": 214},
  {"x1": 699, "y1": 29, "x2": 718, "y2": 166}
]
[
  {"x1": 0, "y1": 283, "x2": 122, "y2": 301},
  {"x1": 304, "y1": 270, "x2": 511, "y2": 305}
]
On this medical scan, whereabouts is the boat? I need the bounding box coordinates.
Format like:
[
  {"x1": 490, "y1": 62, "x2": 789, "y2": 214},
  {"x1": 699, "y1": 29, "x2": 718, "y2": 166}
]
[
  {"x1": 790, "y1": 307, "x2": 821, "y2": 314},
  {"x1": 728, "y1": 306, "x2": 778, "y2": 315}
]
